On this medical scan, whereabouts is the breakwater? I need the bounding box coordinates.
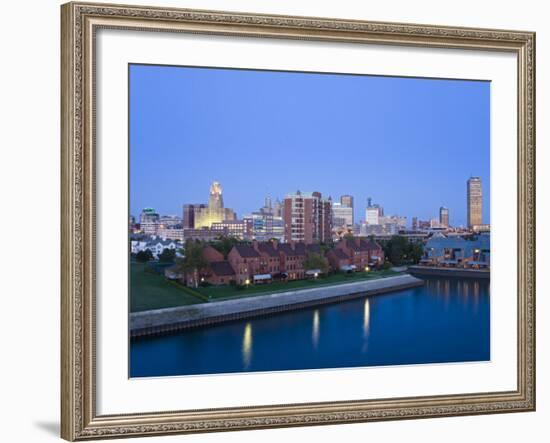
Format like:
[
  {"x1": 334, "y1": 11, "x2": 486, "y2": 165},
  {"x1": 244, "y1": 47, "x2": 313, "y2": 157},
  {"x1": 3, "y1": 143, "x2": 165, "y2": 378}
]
[
  {"x1": 130, "y1": 274, "x2": 424, "y2": 338},
  {"x1": 408, "y1": 265, "x2": 490, "y2": 279}
]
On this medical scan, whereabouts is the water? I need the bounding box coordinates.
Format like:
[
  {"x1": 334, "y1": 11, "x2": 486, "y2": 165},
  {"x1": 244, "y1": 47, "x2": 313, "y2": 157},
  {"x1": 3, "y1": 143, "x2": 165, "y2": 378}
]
[{"x1": 130, "y1": 277, "x2": 490, "y2": 377}]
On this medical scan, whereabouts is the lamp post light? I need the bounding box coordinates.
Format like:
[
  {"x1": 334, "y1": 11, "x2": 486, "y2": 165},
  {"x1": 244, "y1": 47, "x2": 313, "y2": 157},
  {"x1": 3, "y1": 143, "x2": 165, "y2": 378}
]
[
  {"x1": 245, "y1": 278, "x2": 250, "y2": 286},
  {"x1": 365, "y1": 266, "x2": 370, "y2": 272}
]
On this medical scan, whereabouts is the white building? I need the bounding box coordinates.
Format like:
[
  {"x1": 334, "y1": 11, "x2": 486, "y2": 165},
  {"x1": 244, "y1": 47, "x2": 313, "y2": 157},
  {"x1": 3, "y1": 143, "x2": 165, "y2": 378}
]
[
  {"x1": 131, "y1": 237, "x2": 179, "y2": 258},
  {"x1": 332, "y1": 202, "x2": 354, "y2": 227},
  {"x1": 365, "y1": 204, "x2": 383, "y2": 225}
]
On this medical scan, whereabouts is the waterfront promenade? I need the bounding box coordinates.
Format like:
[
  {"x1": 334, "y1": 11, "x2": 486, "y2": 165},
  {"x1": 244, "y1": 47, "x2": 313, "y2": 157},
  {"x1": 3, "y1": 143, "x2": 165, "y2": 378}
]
[{"x1": 130, "y1": 274, "x2": 424, "y2": 338}]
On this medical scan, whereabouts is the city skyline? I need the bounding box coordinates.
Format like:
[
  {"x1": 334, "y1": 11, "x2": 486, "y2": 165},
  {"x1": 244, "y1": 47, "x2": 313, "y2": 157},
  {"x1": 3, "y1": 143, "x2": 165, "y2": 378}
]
[{"x1": 130, "y1": 64, "x2": 490, "y2": 226}]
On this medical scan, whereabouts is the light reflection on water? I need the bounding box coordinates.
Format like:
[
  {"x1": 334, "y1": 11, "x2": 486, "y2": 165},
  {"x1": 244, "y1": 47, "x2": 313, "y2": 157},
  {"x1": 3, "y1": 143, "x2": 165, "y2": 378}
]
[
  {"x1": 363, "y1": 299, "x2": 371, "y2": 338},
  {"x1": 242, "y1": 323, "x2": 252, "y2": 369},
  {"x1": 312, "y1": 310, "x2": 320, "y2": 349},
  {"x1": 130, "y1": 277, "x2": 490, "y2": 377}
]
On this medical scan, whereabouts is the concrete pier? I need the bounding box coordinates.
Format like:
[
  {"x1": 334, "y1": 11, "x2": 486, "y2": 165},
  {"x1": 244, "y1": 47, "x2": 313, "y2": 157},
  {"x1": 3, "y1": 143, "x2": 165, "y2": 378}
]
[
  {"x1": 130, "y1": 274, "x2": 424, "y2": 338},
  {"x1": 408, "y1": 265, "x2": 490, "y2": 279}
]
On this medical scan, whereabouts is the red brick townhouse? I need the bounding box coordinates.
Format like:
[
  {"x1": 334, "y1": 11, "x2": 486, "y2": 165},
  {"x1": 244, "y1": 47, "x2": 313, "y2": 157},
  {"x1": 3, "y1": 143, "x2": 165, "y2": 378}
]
[
  {"x1": 198, "y1": 245, "x2": 236, "y2": 285},
  {"x1": 277, "y1": 242, "x2": 306, "y2": 280},
  {"x1": 326, "y1": 248, "x2": 353, "y2": 272},
  {"x1": 252, "y1": 240, "x2": 281, "y2": 275},
  {"x1": 335, "y1": 238, "x2": 384, "y2": 271},
  {"x1": 227, "y1": 244, "x2": 261, "y2": 285}
]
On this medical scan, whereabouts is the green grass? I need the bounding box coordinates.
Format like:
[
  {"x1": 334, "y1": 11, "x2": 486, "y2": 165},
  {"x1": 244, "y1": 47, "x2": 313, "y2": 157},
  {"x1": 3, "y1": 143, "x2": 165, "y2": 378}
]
[
  {"x1": 130, "y1": 262, "x2": 401, "y2": 311},
  {"x1": 195, "y1": 269, "x2": 400, "y2": 301},
  {"x1": 130, "y1": 262, "x2": 205, "y2": 312}
]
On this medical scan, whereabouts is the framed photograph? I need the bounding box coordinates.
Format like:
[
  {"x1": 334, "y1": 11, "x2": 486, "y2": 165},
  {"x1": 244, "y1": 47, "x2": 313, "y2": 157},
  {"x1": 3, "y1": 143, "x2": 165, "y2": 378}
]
[{"x1": 61, "y1": 2, "x2": 536, "y2": 440}]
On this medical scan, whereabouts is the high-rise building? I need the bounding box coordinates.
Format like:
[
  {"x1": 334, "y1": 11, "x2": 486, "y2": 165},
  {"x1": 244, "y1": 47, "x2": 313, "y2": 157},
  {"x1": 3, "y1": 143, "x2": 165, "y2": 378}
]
[
  {"x1": 467, "y1": 177, "x2": 482, "y2": 229},
  {"x1": 244, "y1": 211, "x2": 284, "y2": 242},
  {"x1": 192, "y1": 181, "x2": 236, "y2": 228},
  {"x1": 332, "y1": 202, "x2": 353, "y2": 227},
  {"x1": 439, "y1": 206, "x2": 450, "y2": 228},
  {"x1": 139, "y1": 208, "x2": 160, "y2": 235},
  {"x1": 273, "y1": 198, "x2": 283, "y2": 218},
  {"x1": 283, "y1": 190, "x2": 332, "y2": 244},
  {"x1": 182, "y1": 203, "x2": 206, "y2": 229},
  {"x1": 211, "y1": 219, "x2": 253, "y2": 240},
  {"x1": 412, "y1": 217, "x2": 418, "y2": 231},
  {"x1": 340, "y1": 195, "x2": 354, "y2": 209},
  {"x1": 365, "y1": 198, "x2": 383, "y2": 226}
]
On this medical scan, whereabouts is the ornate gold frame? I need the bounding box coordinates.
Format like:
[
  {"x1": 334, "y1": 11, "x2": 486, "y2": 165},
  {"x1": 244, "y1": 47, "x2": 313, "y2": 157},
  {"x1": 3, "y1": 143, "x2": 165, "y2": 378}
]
[{"x1": 61, "y1": 2, "x2": 536, "y2": 440}]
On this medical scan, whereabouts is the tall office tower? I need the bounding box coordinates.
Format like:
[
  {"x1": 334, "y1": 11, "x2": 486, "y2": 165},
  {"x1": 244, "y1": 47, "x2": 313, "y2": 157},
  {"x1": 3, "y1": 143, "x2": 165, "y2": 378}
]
[
  {"x1": 412, "y1": 216, "x2": 418, "y2": 231},
  {"x1": 188, "y1": 181, "x2": 237, "y2": 229},
  {"x1": 467, "y1": 177, "x2": 483, "y2": 229},
  {"x1": 139, "y1": 208, "x2": 160, "y2": 235},
  {"x1": 339, "y1": 195, "x2": 354, "y2": 225},
  {"x1": 332, "y1": 202, "x2": 354, "y2": 227},
  {"x1": 439, "y1": 206, "x2": 450, "y2": 228},
  {"x1": 365, "y1": 198, "x2": 383, "y2": 225},
  {"x1": 283, "y1": 190, "x2": 332, "y2": 244},
  {"x1": 340, "y1": 195, "x2": 354, "y2": 208},
  {"x1": 273, "y1": 198, "x2": 283, "y2": 218},
  {"x1": 182, "y1": 203, "x2": 206, "y2": 229}
]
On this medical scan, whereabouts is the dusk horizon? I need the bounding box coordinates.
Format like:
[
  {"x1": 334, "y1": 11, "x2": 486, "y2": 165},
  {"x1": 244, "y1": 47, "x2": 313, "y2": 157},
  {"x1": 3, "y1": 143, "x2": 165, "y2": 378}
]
[{"x1": 130, "y1": 64, "x2": 490, "y2": 227}]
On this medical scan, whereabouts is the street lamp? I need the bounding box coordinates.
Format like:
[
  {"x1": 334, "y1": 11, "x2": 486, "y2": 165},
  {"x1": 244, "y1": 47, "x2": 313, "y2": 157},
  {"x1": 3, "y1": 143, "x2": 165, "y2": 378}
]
[
  {"x1": 245, "y1": 279, "x2": 250, "y2": 286},
  {"x1": 365, "y1": 266, "x2": 370, "y2": 272}
]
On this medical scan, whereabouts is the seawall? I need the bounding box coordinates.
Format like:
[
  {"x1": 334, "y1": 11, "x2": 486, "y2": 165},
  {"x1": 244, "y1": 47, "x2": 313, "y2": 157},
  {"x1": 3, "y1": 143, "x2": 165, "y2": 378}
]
[
  {"x1": 408, "y1": 265, "x2": 490, "y2": 279},
  {"x1": 130, "y1": 274, "x2": 424, "y2": 338}
]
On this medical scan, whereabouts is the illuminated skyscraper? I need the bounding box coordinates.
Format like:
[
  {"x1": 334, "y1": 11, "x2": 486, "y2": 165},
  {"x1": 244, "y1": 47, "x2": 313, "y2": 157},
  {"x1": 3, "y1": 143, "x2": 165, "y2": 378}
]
[
  {"x1": 192, "y1": 181, "x2": 236, "y2": 228},
  {"x1": 467, "y1": 177, "x2": 482, "y2": 229}
]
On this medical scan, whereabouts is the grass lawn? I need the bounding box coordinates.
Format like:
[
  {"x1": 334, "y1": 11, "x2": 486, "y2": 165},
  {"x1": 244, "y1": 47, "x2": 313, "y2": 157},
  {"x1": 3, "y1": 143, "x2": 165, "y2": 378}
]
[
  {"x1": 130, "y1": 262, "x2": 205, "y2": 312},
  {"x1": 195, "y1": 269, "x2": 400, "y2": 301}
]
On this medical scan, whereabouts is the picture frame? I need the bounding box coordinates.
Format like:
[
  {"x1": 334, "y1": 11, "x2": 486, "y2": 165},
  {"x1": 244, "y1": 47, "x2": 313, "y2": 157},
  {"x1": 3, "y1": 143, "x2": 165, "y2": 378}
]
[{"x1": 61, "y1": 1, "x2": 536, "y2": 440}]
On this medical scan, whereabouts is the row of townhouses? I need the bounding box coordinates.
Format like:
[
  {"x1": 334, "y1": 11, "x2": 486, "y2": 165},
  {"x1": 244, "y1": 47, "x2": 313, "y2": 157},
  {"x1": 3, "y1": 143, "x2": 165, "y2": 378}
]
[{"x1": 168, "y1": 238, "x2": 385, "y2": 287}]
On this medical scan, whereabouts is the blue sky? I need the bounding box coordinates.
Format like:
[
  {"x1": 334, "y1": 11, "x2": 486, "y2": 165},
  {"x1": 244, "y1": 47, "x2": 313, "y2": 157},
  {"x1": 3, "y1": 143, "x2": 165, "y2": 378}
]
[{"x1": 129, "y1": 64, "x2": 490, "y2": 227}]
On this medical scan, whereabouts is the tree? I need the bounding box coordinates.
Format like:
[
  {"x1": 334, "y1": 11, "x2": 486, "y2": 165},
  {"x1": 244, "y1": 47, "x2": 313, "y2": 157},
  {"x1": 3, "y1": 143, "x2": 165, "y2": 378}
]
[
  {"x1": 135, "y1": 249, "x2": 153, "y2": 263},
  {"x1": 407, "y1": 242, "x2": 424, "y2": 264},
  {"x1": 382, "y1": 236, "x2": 408, "y2": 265},
  {"x1": 175, "y1": 240, "x2": 208, "y2": 287},
  {"x1": 158, "y1": 248, "x2": 176, "y2": 263},
  {"x1": 210, "y1": 236, "x2": 242, "y2": 258},
  {"x1": 381, "y1": 236, "x2": 424, "y2": 265},
  {"x1": 304, "y1": 252, "x2": 329, "y2": 274}
]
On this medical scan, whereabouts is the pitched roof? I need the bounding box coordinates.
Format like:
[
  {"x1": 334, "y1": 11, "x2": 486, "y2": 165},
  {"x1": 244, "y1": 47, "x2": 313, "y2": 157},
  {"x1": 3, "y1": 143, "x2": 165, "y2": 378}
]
[
  {"x1": 232, "y1": 244, "x2": 260, "y2": 258},
  {"x1": 209, "y1": 261, "x2": 236, "y2": 276},
  {"x1": 361, "y1": 239, "x2": 382, "y2": 251},
  {"x1": 306, "y1": 244, "x2": 322, "y2": 254},
  {"x1": 343, "y1": 238, "x2": 381, "y2": 252},
  {"x1": 344, "y1": 239, "x2": 369, "y2": 251},
  {"x1": 329, "y1": 249, "x2": 350, "y2": 260},
  {"x1": 278, "y1": 243, "x2": 303, "y2": 257},
  {"x1": 292, "y1": 243, "x2": 307, "y2": 255},
  {"x1": 257, "y1": 242, "x2": 279, "y2": 257}
]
